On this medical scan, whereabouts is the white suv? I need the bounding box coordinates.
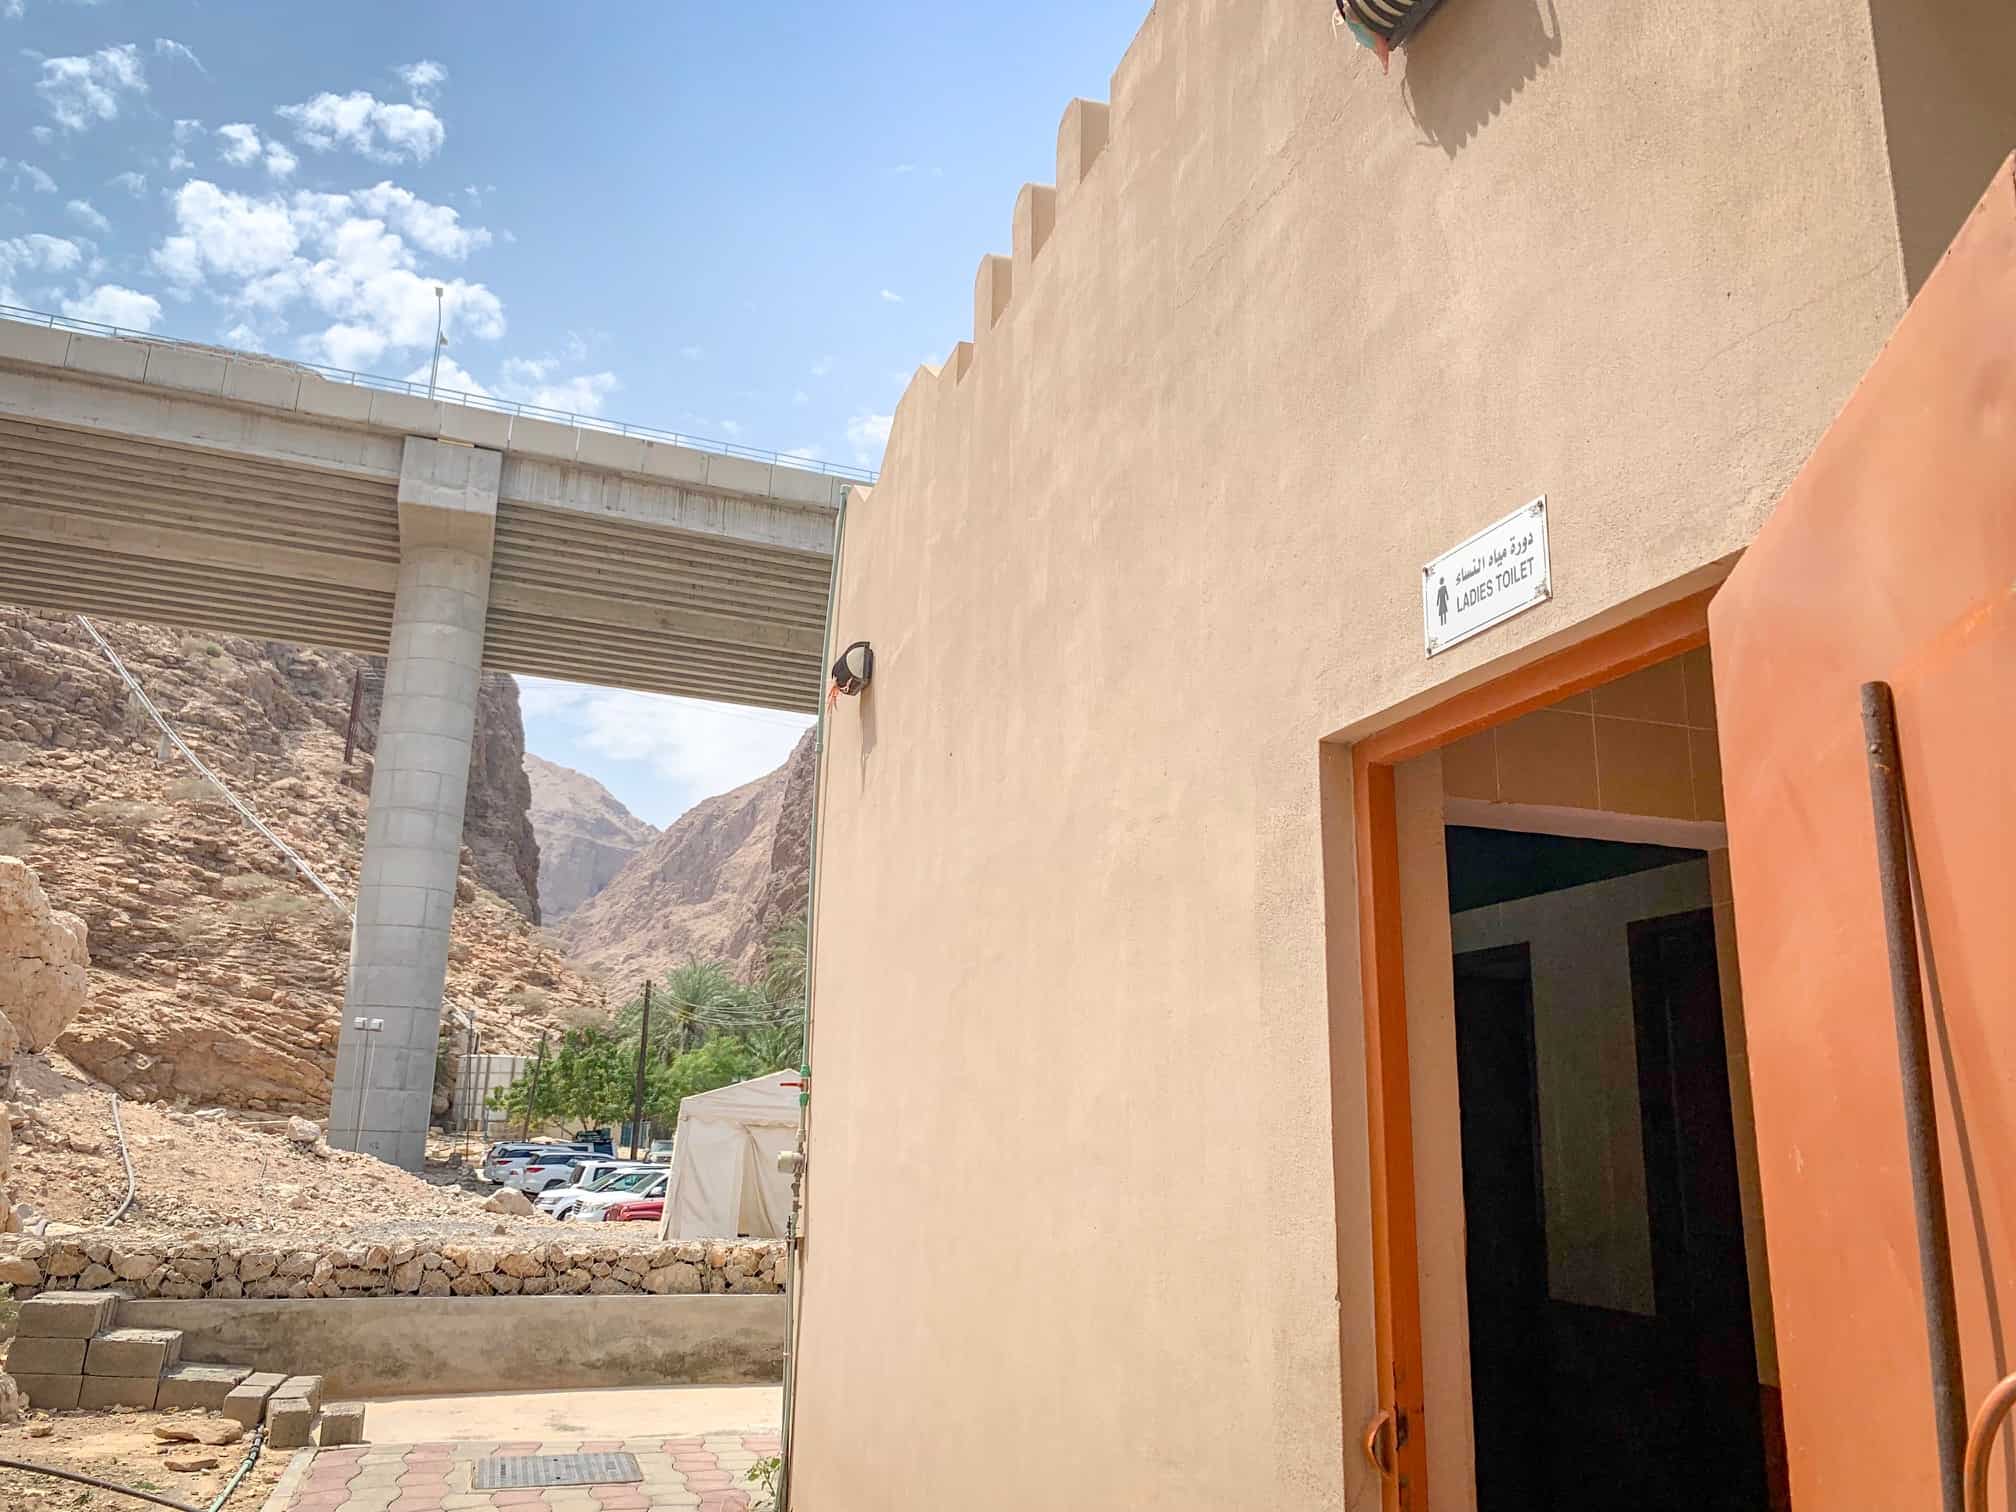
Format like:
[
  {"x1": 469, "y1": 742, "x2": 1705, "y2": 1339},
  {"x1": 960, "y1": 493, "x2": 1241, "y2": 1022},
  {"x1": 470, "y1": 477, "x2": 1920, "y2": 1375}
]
[{"x1": 552, "y1": 1168, "x2": 668, "y2": 1222}]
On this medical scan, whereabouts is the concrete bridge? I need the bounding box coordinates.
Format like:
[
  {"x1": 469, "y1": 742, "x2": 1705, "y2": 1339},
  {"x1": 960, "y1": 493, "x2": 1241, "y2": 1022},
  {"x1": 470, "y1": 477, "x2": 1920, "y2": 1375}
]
[{"x1": 0, "y1": 313, "x2": 850, "y2": 1168}]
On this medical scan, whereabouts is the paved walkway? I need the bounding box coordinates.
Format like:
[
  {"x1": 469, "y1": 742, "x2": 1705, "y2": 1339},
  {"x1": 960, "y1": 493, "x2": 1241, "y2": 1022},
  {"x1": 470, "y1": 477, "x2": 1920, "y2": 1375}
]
[{"x1": 265, "y1": 1432, "x2": 781, "y2": 1512}]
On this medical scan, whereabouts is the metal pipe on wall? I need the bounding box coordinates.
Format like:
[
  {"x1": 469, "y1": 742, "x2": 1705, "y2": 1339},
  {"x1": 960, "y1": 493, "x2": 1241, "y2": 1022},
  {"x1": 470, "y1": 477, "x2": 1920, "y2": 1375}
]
[{"x1": 1861, "y1": 680, "x2": 1966, "y2": 1512}]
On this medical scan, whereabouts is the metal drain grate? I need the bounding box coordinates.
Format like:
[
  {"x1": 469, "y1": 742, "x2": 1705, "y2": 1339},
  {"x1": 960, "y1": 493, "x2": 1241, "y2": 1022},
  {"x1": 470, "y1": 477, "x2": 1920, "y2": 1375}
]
[{"x1": 472, "y1": 1452, "x2": 643, "y2": 1489}]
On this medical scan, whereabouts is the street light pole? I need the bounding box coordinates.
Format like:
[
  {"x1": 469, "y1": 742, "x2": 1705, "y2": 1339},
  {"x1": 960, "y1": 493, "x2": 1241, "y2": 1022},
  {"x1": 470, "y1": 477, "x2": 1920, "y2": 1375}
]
[
  {"x1": 426, "y1": 285, "x2": 446, "y2": 397},
  {"x1": 630, "y1": 981, "x2": 652, "y2": 1159}
]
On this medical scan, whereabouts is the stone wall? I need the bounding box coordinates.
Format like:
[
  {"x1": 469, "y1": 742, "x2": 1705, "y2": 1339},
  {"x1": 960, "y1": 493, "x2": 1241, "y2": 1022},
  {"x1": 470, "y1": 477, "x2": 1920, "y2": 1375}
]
[{"x1": 0, "y1": 1234, "x2": 785, "y2": 1300}]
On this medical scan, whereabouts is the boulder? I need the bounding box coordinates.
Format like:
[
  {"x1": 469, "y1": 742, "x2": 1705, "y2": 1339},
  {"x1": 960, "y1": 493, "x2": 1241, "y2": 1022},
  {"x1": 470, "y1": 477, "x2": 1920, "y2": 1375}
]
[
  {"x1": 285, "y1": 1117, "x2": 321, "y2": 1144},
  {"x1": 481, "y1": 1187, "x2": 536, "y2": 1217},
  {"x1": 0, "y1": 858, "x2": 89, "y2": 1052}
]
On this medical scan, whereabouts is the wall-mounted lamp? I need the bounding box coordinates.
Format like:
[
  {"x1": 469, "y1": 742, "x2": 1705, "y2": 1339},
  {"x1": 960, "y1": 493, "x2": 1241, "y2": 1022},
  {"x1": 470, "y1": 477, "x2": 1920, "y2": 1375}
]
[
  {"x1": 1334, "y1": 0, "x2": 1451, "y2": 67},
  {"x1": 829, "y1": 641, "x2": 874, "y2": 701}
]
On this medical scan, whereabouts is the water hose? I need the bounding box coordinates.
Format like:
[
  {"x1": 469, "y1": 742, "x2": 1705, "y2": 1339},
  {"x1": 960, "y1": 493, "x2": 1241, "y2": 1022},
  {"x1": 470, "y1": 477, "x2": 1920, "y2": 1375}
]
[
  {"x1": 0, "y1": 1457, "x2": 202, "y2": 1511},
  {"x1": 207, "y1": 1424, "x2": 265, "y2": 1512}
]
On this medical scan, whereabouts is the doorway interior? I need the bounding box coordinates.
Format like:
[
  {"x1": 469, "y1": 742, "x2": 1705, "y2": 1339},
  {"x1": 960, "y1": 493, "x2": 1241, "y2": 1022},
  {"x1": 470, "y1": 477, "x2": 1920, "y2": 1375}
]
[{"x1": 1446, "y1": 825, "x2": 1767, "y2": 1510}]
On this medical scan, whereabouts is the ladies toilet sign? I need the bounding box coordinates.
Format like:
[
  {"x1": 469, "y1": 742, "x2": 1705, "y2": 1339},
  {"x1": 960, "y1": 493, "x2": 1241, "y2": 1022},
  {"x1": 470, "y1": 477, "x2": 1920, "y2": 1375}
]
[{"x1": 1423, "y1": 495, "x2": 1552, "y2": 656}]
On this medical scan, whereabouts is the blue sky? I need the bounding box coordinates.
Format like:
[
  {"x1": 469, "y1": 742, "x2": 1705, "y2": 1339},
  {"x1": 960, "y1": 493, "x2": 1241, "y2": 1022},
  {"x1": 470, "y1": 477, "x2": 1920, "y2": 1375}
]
[{"x1": 0, "y1": 0, "x2": 1149, "y2": 826}]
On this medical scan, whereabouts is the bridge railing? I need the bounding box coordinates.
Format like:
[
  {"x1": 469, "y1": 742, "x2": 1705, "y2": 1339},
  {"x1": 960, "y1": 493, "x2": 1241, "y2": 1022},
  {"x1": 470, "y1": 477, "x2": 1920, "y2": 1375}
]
[{"x1": 0, "y1": 302, "x2": 879, "y2": 484}]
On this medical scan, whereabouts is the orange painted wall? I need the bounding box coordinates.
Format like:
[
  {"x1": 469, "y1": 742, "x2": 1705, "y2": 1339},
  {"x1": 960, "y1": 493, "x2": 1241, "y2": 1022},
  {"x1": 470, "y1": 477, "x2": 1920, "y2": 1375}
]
[{"x1": 1709, "y1": 158, "x2": 2016, "y2": 1510}]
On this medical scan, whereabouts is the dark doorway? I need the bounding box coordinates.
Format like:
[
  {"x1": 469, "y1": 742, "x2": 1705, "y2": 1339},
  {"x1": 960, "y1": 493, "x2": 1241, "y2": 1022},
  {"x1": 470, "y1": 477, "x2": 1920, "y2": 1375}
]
[{"x1": 1453, "y1": 850, "x2": 1768, "y2": 1511}]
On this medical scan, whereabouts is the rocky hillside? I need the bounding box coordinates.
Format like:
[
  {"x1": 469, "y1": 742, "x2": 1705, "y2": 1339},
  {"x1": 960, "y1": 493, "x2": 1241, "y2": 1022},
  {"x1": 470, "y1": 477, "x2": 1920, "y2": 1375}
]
[
  {"x1": 0, "y1": 608, "x2": 604, "y2": 1119},
  {"x1": 559, "y1": 730, "x2": 814, "y2": 986},
  {"x1": 524, "y1": 754, "x2": 658, "y2": 921}
]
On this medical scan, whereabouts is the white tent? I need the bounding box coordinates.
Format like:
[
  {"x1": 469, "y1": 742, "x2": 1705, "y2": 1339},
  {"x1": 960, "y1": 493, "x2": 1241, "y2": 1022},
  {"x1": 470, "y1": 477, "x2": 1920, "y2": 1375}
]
[{"x1": 657, "y1": 1070, "x2": 800, "y2": 1240}]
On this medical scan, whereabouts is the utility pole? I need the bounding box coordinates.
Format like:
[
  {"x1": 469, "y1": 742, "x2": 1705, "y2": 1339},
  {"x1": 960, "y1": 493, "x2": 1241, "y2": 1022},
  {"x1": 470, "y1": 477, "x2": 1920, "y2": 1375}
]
[
  {"x1": 522, "y1": 1031, "x2": 548, "y2": 1141},
  {"x1": 426, "y1": 285, "x2": 446, "y2": 397},
  {"x1": 630, "y1": 980, "x2": 653, "y2": 1159},
  {"x1": 343, "y1": 669, "x2": 365, "y2": 766}
]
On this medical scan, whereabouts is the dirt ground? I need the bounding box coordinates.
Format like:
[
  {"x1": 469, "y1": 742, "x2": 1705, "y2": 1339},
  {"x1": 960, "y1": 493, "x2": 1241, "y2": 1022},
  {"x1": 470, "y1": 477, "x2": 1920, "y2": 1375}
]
[{"x1": 0, "y1": 1405, "x2": 290, "y2": 1511}]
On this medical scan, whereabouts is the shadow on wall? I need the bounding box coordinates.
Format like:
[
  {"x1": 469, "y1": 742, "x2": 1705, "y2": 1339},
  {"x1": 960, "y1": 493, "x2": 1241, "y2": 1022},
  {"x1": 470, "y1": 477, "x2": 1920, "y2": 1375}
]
[{"x1": 1402, "y1": 0, "x2": 1563, "y2": 158}]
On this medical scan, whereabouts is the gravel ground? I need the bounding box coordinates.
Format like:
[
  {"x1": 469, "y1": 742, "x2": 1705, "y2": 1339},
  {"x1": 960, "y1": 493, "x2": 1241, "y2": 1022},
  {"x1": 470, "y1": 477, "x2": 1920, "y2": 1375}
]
[
  {"x1": 0, "y1": 1404, "x2": 291, "y2": 1511},
  {"x1": 7, "y1": 1053, "x2": 668, "y2": 1250}
]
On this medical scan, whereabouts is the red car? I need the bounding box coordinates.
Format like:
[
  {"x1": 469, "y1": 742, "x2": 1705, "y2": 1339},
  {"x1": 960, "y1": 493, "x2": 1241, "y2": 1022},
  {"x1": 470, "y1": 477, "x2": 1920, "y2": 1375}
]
[{"x1": 604, "y1": 1197, "x2": 663, "y2": 1223}]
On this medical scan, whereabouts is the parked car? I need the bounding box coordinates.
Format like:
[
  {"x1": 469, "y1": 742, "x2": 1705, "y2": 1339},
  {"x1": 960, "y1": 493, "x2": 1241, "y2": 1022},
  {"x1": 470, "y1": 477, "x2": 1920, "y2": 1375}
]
[
  {"x1": 570, "y1": 1170, "x2": 670, "y2": 1222},
  {"x1": 542, "y1": 1166, "x2": 664, "y2": 1222},
  {"x1": 604, "y1": 1197, "x2": 663, "y2": 1224},
  {"x1": 527, "y1": 1157, "x2": 655, "y2": 1203},
  {"x1": 481, "y1": 1138, "x2": 597, "y2": 1185},
  {"x1": 647, "y1": 1139, "x2": 676, "y2": 1163}
]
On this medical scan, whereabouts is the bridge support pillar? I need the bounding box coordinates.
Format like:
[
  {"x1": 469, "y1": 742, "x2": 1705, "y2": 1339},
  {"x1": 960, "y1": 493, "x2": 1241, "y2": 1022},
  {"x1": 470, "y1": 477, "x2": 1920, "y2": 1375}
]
[{"x1": 330, "y1": 438, "x2": 501, "y2": 1169}]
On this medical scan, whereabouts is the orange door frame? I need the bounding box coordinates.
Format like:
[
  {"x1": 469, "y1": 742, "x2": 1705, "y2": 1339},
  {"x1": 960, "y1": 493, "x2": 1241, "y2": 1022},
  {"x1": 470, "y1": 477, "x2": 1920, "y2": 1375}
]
[{"x1": 1339, "y1": 587, "x2": 1717, "y2": 1512}]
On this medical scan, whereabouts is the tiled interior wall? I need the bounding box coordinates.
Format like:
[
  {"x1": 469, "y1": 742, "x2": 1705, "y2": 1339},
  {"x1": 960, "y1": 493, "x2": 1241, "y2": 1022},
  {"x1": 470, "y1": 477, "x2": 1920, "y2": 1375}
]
[{"x1": 1441, "y1": 648, "x2": 1722, "y2": 821}]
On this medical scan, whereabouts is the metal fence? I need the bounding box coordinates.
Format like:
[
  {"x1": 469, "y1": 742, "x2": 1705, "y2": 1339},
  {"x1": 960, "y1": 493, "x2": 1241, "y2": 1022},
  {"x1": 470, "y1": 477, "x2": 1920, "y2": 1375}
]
[{"x1": 0, "y1": 301, "x2": 879, "y2": 483}]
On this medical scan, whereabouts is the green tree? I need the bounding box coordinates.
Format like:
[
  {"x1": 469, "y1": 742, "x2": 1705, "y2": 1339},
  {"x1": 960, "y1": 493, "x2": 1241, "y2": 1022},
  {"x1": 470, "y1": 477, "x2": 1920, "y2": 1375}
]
[{"x1": 488, "y1": 1027, "x2": 638, "y2": 1130}]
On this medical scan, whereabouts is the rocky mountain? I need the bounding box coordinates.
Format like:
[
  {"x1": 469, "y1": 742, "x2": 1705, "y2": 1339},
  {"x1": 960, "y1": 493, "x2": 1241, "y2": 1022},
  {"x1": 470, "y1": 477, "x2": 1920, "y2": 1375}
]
[
  {"x1": 559, "y1": 730, "x2": 815, "y2": 987},
  {"x1": 523, "y1": 754, "x2": 658, "y2": 921},
  {"x1": 0, "y1": 608, "x2": 604, "y2": 1119}
]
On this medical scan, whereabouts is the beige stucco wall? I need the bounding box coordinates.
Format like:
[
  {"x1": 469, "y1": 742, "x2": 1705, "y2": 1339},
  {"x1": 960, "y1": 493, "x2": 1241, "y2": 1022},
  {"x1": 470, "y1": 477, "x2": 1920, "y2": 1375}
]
[{"x1": 793, "y1": 2, "x2": 2004, "y2": 1507}]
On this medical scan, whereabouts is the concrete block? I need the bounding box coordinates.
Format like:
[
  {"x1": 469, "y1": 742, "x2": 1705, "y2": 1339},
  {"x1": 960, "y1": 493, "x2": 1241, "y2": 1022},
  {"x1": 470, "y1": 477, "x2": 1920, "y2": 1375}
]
[
  {"x1": 8, "y1": 1335, "x2": 88, "y2": 1375},
  {"x1": 1057, "y1": 98, "x2": 1111, "y2": 200},
  {"x1": 271, "y1": 1373, "x2": 325, "y2": 1413},
  {"x1": 505, "y1": 415, "x2": 580, "y2": 462},
  {"x1": 80, "y1": 1374, "x2": 161, "y2": 1409},
  {"x1": 87, "y1": 1327, "x2": 183, "y2": 1377},
  {"x1": 638, "y1": 440, "x2": 710, "y2": 484},
  {"x1": 15, "y1": 1373, "x2": 83, "y2": 1410},
  {"x1": 318, "y1": 1402, "x2": 367, "y2": 1447},
  {"x1": 143, "y1": 346, "x2": 228, "y2": 397},
  {"x1": 975, "y1": 252, "x2": 1013, "y2": 335},
  {"x1": 0, "y1": 319, "x2": 72, "y2": 366},
  {"x1": 222, "y1": 359, "x2": 303, "y2": 411},
  {"x1": 264, "y1": 1395, "x2": 315, "y2": 1449},
  {"x1": 437, "y1": 401, "x2": 513, "y2": 450},
  {"x1": 367, "y1": 389, "x2": 443, "y2": 437},
  {"x1": 768, "y1": 464, "x2": 842, "y2": 509},
  {"x1": 157, "y1": 1362, "x2": 253, "y2": 1411},
  {"x1": 221, "y1": 1371, "x2": 287, "y2": 1427},
  {"x1": 18, "y1": 1292, "x2": 121, "y2": 1338},
  {"x1": 63, "y1": 332, "x2": 149, "y2": 382},
  {"x1": 575, "y1": 429, "x2": 647, "y2": 476},
  {"x1": 704, "y1": 453, "x2": 772, "y2": 499},
  {"x1": 294, "y1": 371, "x2": 376, "y2": 425}
]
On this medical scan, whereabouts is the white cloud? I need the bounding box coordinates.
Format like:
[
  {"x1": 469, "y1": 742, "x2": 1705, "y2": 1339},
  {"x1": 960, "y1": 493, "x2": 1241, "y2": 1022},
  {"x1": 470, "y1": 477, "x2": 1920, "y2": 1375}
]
[
  {"x1": 847, "y1": 412, "x2": 893, "y2": 462},
  {"x1": 893, "y1": 163, "x2": 916, "y2": 174},
  {"x1": 0, "y1": 232, "x2": 83, "y2": 302},
  {"x1": 2, "y1": 0, "x2": 20, "y2": 18},
  {"x1": 352, "y1": 181, "x2": 488, "y2": 257},
  {"x1": 518, "y1": 679, "x2": 813, "y2": 828},
  {"x1": 109, "y1": 170, "x2": 146, "y2": 196},
  {"x1": 679, "y1": 344, "x2": 703, "y2": 361},
  {"x1": 494, "y1": 356, "x2": 618, "y2": 415},
  {"x1": 64, "y1": 198, "x2": 110, "y2": 232},
  {"x1": 62, "y1": 283, "x2": 161, "y2": 329},
  {"x1": 396, "y1": 59, "x2": 446, "y2": 104},
  {"x1": 404, "y1": 353, "x2": 489, "y2": 397},
  {"x1": 148, "y1": 179, "x2": 505, "y2": 372},
  {"x1": 809, "y1": 356, "x2": 833, "y2": 377},
  {"x1": 878, "y1": 288, "x2": 903, "y2": 303},
  {"x1": 153, "y1": 37, "x2": 203, "y2": 71},
  {"x1": 718, "y1": 419, "x2": 743, "y2": 437},
  {"x1": 1, "y1": 159, "x2": 59, "y2": 195},
  {"x1": 279, "y1": 90, "x2": 444, "y2": 163},
  {"x1": 217, "y1": 123, "x2": 300, "y2": 179},
  {"x1": 791, "y1": 389, "x2": 809, "y2": 406},
  {"x1": 36, "y1": 43, "x2": 145, "y2": 132},
  {"x1": 174, "y1": 118, "x2": 203, "y2": 141},
  {"x1": 782, "y1": 446, "x2": 823, "y2": 462},
  {"x1": 216, "y1": 123, "x2": 262, "y2": 166}
]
